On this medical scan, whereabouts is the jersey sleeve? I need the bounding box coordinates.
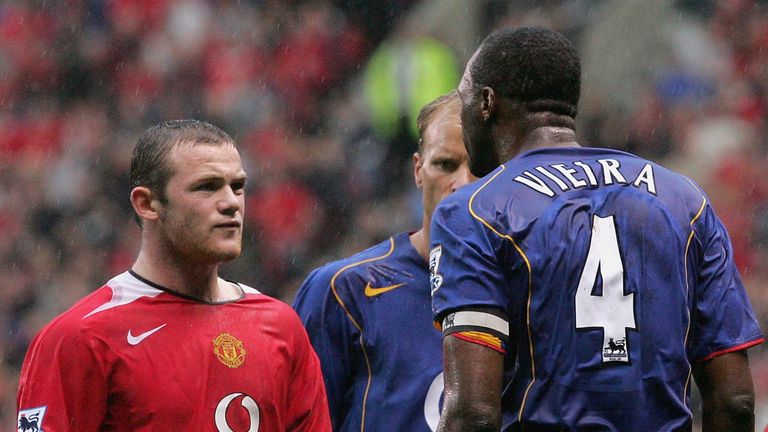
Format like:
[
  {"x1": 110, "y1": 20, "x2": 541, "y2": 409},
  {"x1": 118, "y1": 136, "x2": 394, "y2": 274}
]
[
  {"x1": 292, "y1": 267, "x2": 357, "y2": 430},
  {"x1": 17, "y1": 316, "x2": 109, "y2": 431},
  {"x1": 429, "y1": 194, "x2": 511, "y2": 336},
  {"x1": 687, "y1": 203, "x2": 764, "y2": 362}
]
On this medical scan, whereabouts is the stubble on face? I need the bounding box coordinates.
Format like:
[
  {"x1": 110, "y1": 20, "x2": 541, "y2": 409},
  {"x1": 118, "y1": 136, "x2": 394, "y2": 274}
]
[{"x1": 155, "y1": 142, "x2": 246, "y2": 265}]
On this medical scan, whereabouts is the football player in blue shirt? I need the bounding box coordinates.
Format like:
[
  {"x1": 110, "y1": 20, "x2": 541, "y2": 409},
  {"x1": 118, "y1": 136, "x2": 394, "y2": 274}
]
[
  {"x1": 293, "y1": 90, "x2": 475, "y2": 431},
  {"x1": 431, "y1": 26, "x2": 764, "y2": 432}
]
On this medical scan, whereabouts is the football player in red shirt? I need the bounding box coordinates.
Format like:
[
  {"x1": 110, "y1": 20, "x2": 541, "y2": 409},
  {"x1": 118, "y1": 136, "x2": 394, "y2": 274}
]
[{"x1": 17, "y1": 119, "x2": 331, "y2": 431}]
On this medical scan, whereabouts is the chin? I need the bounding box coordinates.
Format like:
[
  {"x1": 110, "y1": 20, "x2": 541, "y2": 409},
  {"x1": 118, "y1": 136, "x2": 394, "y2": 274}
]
[
  {"x1": 466, "y1": 134, "x2": 499, "y2": 177},
  {"x1": 469, "y1": 154, "x2": 500, "y2": 178},
  {"x1": 208, "y1": 243, "x2": 242, "y2": 262},
  {"x1": 220, "y1": 247, "x2": 242, "y2": 262}
]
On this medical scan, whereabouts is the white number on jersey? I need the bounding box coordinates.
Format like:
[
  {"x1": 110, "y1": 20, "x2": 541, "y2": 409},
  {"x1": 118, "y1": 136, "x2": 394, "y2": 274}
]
[
  {"x1": 424, "y1": 372, "x2": 443, "y2": 431},
  {"x1": 575, "y1": 215, "x2": 636, "y2": 362}
]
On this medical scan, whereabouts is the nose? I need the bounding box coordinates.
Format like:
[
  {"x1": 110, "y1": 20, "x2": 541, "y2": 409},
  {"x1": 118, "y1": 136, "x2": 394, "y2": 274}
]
[
  {"x1": 450, "y1": 165, "x2": 476, "y2": 192},
  {"x1": 219, "y1": 186, "x2": 242, "y2": 216}
]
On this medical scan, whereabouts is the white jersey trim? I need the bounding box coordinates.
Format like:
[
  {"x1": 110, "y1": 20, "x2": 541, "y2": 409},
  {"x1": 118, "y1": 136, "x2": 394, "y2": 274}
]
[
  {"x1": 239, "y1": 283, "x2": 261, "y2": 295},
  {"x1": 83, "y1": 272, "x2": 163, "y2": 319}
]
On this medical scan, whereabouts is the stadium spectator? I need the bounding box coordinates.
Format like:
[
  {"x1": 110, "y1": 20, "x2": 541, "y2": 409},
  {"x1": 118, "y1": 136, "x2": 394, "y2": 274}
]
[
  {"x1": 431, "y1": 26, "x2": 763, "y2": 431},
  {"x1": 364, "y1": 22, "x2": 460, "y2": 192},
  {"x1": 16, "y1": 120, "x2": 331, "y2": 431},
  {"x1": 293, "y1": 90, "x2": 474, "y2": 431}
]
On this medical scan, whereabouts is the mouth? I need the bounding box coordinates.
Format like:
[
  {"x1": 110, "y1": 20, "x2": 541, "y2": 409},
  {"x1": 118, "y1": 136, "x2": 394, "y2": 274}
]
[{"x1": 215, "y1": 221, "x2": 241, "y2": 229}]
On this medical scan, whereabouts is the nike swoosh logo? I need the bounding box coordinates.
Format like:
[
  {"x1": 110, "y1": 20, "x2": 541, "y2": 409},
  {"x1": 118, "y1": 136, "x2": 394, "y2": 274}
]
[
  {"x1": 127, "y1": 324, "x2": 167, "y2": 346},
  {"x1": 364, "y1": 282, "x2": 406, "y2": 297}
]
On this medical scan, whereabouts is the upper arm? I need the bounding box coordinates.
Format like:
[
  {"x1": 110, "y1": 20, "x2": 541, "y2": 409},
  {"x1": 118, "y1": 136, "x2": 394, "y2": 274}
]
[
  {"x1": 687, "y1": 204, "x2": 762, "y2": 431},
  {"x1": 437, "y1": 335, "x2": 504, "y2": 432},
  {"x1": 687, "y1": 205, "x2": 763, "y2": 362},
  {"x1": 17, "y1": 320, "x2": 108, "y2": 431},
  {"x1": 430, "y1": 195, "x2": 512, "y2": 323},
  {"x1": 430, "y1": 192, "x2": 510, "y2": 431}
]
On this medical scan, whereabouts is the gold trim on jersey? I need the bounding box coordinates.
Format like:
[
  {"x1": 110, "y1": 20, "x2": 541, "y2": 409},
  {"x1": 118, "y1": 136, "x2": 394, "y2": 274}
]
[
  {"x1": 330, "y1": 236, "x2": 396, "y2": 432},
  {"x1": 213, "y1": 333, "x2": 246, "y2": 368},
  {"x1": 467, "y1": 166, "x2": 536, "y2": 424},
  {"x1": 682, "y1": 190, "x2": 707, "y2": 404}
]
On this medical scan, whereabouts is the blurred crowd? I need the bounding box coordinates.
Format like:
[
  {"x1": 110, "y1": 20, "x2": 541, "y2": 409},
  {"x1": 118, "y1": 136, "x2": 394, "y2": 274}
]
[{"x1": 0, "y1": 0, "x2": 766, "y2": 428}]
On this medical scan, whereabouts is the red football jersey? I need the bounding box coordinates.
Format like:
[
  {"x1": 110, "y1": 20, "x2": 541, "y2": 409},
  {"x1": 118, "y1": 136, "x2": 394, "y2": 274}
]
[{"x1": 17, "y1": 271, "x2": 331, "y2": 432}]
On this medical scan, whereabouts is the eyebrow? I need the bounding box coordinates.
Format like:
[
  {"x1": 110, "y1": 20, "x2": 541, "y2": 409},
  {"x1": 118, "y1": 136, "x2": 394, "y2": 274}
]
[{"x1": 191, "y1": 172, "x2": 248, "y2": 183}]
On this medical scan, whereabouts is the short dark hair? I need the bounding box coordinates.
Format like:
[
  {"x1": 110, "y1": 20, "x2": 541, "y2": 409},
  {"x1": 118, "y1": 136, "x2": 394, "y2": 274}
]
[
  {"x1": 416, "y1": 90, "x2": 460, "y2": 152},
  {"x1": 130, "y1": 119, "x2": 235, "y2": 225},
  {"x1": 470, "y1": 26, "x2": 580, "y2": 117}
]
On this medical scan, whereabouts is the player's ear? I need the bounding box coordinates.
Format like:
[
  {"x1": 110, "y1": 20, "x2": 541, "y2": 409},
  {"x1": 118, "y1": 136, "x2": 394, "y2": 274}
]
[
  {"x1": 413, "y1": 152, "x2": 424, "y2": 188},
  {"x1": 481, "y1": 86, "x2": 497, "y2": 122},
  {"x1": 130, "y1": 186, "x2": 161, "y2": 223}
]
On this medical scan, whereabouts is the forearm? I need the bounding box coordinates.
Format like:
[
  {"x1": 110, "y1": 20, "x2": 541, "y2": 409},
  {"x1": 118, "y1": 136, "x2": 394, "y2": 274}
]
[
  {"x1": 437, "y1": 394, "x2": 500, "y2": 432},
  {"x1": 701, "y1": 392, "x2": 754, "y2": 432},
  {"x1": 694, "y1": 351, "x2": 756, "y2": 432}
]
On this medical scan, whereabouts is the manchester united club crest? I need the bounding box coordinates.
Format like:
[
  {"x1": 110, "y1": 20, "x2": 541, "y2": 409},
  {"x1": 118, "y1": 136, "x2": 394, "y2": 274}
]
[{"x1": 213, "y1": 333, "x2": 246, "y2": 368}]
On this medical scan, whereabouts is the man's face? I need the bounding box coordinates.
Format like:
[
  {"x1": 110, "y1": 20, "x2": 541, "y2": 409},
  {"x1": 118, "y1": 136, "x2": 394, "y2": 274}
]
[
  {"x1": 415, "y1": 102, "x2": 476, "y2": 223},
  {"x1": 457, "y1": 58, "x2": 499, "y2": 178},
  {"x1": 155, "y1": 142, "x2": 247, "y2": 264}
]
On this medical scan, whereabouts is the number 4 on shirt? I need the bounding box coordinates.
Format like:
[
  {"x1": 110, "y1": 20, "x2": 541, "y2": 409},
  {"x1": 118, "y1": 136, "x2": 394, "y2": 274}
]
[{"x1": 575, "y1": 215, "x2": 636, "y2": 363}]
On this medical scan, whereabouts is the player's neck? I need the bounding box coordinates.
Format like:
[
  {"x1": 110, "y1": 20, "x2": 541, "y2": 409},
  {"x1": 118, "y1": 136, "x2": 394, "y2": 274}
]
[
  {"x1": 514, "y1": 126, "x2": 579, "y2": 156},
  {"x1": 132, "y1": 250, "x2": 238, "y2": 302},
  {"x1": 409, "y1": 225, "x2": 429, "y2": 262}
]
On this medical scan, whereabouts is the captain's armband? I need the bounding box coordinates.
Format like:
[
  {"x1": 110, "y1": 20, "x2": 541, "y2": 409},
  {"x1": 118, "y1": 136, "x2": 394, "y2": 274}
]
[{"x1": 439, "y1": 309, "x2": 509, "y2": 353}]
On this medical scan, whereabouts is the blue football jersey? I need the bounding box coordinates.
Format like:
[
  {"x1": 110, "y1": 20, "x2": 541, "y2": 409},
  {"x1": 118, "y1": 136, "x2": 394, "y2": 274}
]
[
  {"x1": 430, "y1": 147, "x2": 764, "y2": 431},
  {"x1": 293, "y1": 232, "x2": 443, "y2": 432}
]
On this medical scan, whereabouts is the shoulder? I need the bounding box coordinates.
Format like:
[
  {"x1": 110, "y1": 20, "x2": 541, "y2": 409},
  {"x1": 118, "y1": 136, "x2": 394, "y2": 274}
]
[
  {"x1": 230, "y1": 292, "x2": 320, "y2": 361},
  {"x1": 240, "y1": 284, "x2": 293, "y2": 314},
  {"x1": 25, "y1": 284, "x2": 115, "y2": 358},
  {"x1": 433, "y1": 181, "x2": 478, "y2": 225},
  {"x1": 628, "y1": 154, "x2": 710, "y2": 221},
  {"x1": 239, "y1": 287, "x2": 307, "y2": 330},
  {"x1": 586, "y1": 147, "x2": 704, "y2": 198},
  {"x1": 433, "y1": 168, "x2": 511, "y2": 242},
  {"x1": 34, "y1": 269, "x2": 170, "y2": 337},
  {"x1": 298, "y1": 236, "x2": 400, "y2": 295}
]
